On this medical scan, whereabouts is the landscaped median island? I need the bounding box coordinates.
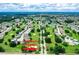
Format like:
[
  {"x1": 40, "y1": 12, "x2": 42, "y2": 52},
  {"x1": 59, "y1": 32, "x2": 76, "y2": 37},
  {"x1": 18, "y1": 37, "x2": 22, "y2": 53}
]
[
  {"x1": 45, "y1": 25, "x2": 55, "y2": 54},
  {"x1": 1, "y1": 14, "x2": 79, "y2": 54}
]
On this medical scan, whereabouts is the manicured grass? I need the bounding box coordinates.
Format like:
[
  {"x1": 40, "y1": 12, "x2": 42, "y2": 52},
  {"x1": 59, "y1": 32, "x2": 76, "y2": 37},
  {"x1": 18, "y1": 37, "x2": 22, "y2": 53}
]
[
  {"x1": 64, "y1": 45, "x2": 79, "y2": 54},
  {"x1": 31, "y1": 21, "x2": 40, "y2": 41},
  {"x1": 4, "y1": 31, "x2": 16, "y2": 43},
  {"x1": 0, "y1": 43, "x2": 22, "y2": 53},
  {"x1": 45, "y1": 26, "x2": 55, "y2": 54},
  {"x1": 46, "y1": 26, "x2": 55, "y2": 48}
]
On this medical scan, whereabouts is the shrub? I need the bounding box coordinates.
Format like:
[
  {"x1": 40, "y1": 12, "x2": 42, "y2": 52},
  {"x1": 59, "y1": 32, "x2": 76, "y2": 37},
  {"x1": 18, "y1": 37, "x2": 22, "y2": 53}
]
[
  {"x1": 55, "y1": 35, "x2": 62, "y2": 43},
  {"x1": 53, "y1": 45, "x2": 65, "y2": 54},
  {"x1": 63, "y1": 42, "x2": 68, "y2": 47},
  {"x1": 75, "y1": 48, "x2": 79, "y2": 54},
  {"x1": 31, "y1": 28, "x2": 35, "y2": 32},
  {"x1": 5, "y1": 42, "x2": 7, "y2": 45},
  {"x1": 17, "y1": 41, "x2": 20, "y2": 45},
  {"x1": 22, "y1": 28, "x2": 24, "y2": 30},
  {"x1": 16, "y1": 31, "x2": 19, "y2": 34},
  {"x1": 37, "y1": 28, "x2": 40, "y2": 32},
  {"x1": 50, "y1": 47, "x2": 53, "y2": 51},
  {"x1": 43, "y1": 32, "x2": 50, "y2": 36},
  {"x1": 45, "y1": 37, "x2": 51, "y2": 43},
  {"x1": 0, "y1": 38, "x2": 4, "y2": 43},
  {"x1": 12, "y1": 28, "x2": 15, "y2": 31},
  {"x1": 28, "y1": 33, "x2": 31, "y2": 36},
  {"x1": 6, "y1": 25, "x2": 9, "y2": 28},
  {"x1": 30, "y1": 37, "x2": 32, "y2": 40},
  {"x1": 8, "y1": 39, "x2": 11, "y2": 42},
  {"x1": 0, "y1": 46, "x2": 5, "y2": 52},
  {"x1": 5, "y1": 32, "x2": 8, "y2": 35},
  {"x1": 65, "y1": 30, "x2": 69, "y2": 33},
  {"x1": 12, "y1": 35, "x2": 15, "y2": 38},
  {"x1": 9, "y1": 41, "x2": 17, "y2": 47},
  {"x1": 73, "y1": 30, "x2": 76, "y2": 34}
]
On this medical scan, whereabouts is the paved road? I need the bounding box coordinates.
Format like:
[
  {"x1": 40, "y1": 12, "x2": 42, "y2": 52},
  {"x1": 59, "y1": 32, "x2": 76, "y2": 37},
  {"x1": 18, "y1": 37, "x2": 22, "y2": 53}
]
[
  {"x1": 42, "y1": 29, "x2": 47, "y2": 54},
  {"x1": 56, "y1": 25, "x2": 61, "y2": 35},
  {"x1": 39, "y1": 21, "x2": 43, "y2": 54},
  {"x1": 39, "y1": 19, "x2": 47, "y2": 54}
]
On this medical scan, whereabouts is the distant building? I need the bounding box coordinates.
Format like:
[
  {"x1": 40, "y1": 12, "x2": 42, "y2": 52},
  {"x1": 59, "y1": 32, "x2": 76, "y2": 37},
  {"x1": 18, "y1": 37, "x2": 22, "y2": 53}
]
[
  {"x1": 68, "y1": 22, "x2": 79, "y2": 32},
  {"x1": 64, "y1": 36, "x2": 79, "y2": 45},
  {"x1": 55, "y1": 25, "x2": 65, "y2": 36},
  {"x1": 24, "y1": 33, "x2": 29, "y2": 40},
  {"x1": 15, "y1": 19, "x2": 20, "y2": 26}
]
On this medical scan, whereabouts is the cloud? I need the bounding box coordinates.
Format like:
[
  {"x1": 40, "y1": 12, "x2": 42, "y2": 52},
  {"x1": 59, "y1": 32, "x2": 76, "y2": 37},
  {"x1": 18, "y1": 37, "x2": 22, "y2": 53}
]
[{"x1": 0, "y1": 3, "x2": 79, "y2": 12}]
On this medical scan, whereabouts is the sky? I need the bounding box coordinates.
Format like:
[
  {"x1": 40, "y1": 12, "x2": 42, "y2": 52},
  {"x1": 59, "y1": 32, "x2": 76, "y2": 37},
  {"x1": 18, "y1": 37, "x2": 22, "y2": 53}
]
[
  {"x1": 0, "y1": 3, "x2": 79, "y2": 12},
  {"x1": 0, "y1": 0, "x2": 79, "y2": 12},
  {"x1": 0, "y1": 0, "x2": 79, "y2": 3}
]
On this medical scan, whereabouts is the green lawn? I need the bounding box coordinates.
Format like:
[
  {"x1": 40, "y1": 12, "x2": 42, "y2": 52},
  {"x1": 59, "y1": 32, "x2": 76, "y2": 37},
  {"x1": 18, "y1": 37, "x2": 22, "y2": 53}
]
[
  {"x1": 64, "y1": 45, "x2": 79, "y2": 54},
  {"x1": 46, "y1": 26, "x2": 55, "y2": 48},
  {"x1": 0, "y1": 43, "x2": 22, "y2": 53},
  {"x1": 45, "y1": 25, "x2": 55, "y2": 54},
  {"x1": 31, "y1": 21, "x2": 40, "y2": 41}
]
